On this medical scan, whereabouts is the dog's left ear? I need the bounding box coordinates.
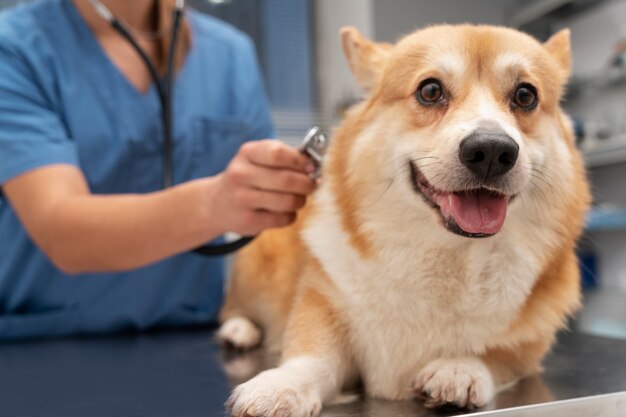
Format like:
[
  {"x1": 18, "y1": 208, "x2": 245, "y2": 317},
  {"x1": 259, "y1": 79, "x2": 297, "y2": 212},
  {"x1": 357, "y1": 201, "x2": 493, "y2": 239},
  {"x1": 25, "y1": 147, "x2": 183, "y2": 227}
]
[
  {"x1": 543, "y1": 29, "x2": 571, "y2": 78},
  {"x1": 340, "y1": 27, "x2": 392, "y2": 91}
]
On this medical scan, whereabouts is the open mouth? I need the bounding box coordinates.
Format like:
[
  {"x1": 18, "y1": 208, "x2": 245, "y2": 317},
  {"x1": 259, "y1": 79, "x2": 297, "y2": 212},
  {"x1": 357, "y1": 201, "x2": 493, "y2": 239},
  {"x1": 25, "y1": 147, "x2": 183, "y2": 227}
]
[{"x1": 409, "y1": 162, "x2": 510, "y2": 238}]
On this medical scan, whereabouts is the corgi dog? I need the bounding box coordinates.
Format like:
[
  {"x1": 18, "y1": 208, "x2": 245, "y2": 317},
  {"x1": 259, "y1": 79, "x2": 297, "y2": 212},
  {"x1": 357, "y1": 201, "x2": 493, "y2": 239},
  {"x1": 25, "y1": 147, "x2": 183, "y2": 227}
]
[{"x1": 219, "y1": 24, "x2": 590, "y2": 416}]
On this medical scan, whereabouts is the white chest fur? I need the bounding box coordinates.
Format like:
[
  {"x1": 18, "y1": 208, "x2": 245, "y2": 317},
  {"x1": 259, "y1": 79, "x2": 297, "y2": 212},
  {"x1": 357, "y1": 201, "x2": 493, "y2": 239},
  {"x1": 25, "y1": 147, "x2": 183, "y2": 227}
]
[{"x1": 302, "y1": 184, "x2": 550, "y2": 399}]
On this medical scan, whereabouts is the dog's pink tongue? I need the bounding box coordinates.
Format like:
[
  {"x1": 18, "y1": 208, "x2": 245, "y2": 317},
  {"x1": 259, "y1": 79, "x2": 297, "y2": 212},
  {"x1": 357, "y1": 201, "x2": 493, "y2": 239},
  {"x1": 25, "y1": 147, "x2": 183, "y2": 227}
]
[{"x1": 436, "y1": 190, "x2": 508, "y2": 235}]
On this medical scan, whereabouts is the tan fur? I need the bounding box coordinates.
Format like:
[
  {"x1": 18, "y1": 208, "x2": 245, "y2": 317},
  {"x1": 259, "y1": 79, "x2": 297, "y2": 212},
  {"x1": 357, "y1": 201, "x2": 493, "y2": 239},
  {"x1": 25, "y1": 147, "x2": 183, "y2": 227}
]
[
  {"x1": 219, "y1": 218, "x2": 306, "y2": 349},
  {"x1": 340, "y1": 27, "x2": 393, "y2": 92},
  {"x1": 222, "y1": 24, "x2": 590, "y2": 415}
]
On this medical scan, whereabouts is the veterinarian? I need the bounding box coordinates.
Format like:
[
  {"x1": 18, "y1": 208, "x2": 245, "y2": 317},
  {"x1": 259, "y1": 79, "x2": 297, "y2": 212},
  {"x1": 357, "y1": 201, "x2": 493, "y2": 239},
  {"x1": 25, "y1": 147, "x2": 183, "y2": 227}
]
[{"x1": 0, "y1": 0, "x2": 316, "y2": 340}]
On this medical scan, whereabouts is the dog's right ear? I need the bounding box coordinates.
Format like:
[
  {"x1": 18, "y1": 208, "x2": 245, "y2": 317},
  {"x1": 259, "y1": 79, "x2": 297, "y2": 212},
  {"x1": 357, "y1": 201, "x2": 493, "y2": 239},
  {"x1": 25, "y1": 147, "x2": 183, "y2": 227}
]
[
  {"x1": 543, "y1": 28, "x2": 571, "y2": 80},
  {"x1": 340, "y1": 27, "x2": 392, "y2": 92}
]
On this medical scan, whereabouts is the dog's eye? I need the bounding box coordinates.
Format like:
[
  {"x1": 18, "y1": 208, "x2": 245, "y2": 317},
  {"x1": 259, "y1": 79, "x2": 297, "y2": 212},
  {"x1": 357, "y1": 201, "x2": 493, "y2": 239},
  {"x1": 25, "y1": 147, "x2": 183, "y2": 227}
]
[
  {"x1": 512, "y1": 84, "x2": 538, "y2": 110},
  {"x1": 416, "y1": 79, "x2": 443, "y2": 105}
]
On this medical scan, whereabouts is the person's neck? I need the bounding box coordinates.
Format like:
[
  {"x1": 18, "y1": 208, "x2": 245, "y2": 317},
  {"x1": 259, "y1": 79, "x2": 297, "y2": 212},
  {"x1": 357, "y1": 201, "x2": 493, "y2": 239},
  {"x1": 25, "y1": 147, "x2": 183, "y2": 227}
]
[{"x1": 74, "y1": 0, "x2": 160, "y2": 35}]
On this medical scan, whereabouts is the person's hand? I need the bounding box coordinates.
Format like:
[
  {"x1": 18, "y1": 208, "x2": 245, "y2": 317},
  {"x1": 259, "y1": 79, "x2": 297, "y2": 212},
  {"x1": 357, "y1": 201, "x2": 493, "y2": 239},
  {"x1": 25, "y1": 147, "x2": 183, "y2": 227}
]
[{"x1": 209, "y1": 140, "x2": 317, "y2": 235}]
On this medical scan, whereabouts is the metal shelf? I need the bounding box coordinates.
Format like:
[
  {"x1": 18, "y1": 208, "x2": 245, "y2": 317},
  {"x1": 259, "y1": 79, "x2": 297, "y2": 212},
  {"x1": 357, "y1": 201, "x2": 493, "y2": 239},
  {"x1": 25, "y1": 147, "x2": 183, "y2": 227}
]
[
  {"x1": 510, "y1": 0, "x2": 611, "y2": 28},
  {"x1": 511, "y1": 0, "x2": 575, "y2": 27},
  {"x1": 582, "y1": 134, "x2": 626, "y2": 168},
  {"x1": 586, "y1": 207, "x2": 626, "y2": 232}
]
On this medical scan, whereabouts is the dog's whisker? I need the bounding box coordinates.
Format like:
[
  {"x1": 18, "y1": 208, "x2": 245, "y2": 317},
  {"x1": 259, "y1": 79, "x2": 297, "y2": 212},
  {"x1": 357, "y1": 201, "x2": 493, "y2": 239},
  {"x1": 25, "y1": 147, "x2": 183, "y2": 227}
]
[
  {"x1": 377, "y1": 178, "x2": 395, "y2": 200},
  {"x1": 389, "y1": 156, "x2": 439, "y2": 173},
  {"x1": 413, "y1": 162, "x2": 442, "y2": 170},
  {"x1": 530, "y1": 177, "x2": 561, "y2": 199},
  {"x1": 390, "y1": 166, "x2": 412, "y2": 180},
  {"x1": 410, "y1": 156, "x2": 440, "y2": 162},
  {"x1": 528, "y1": 179, "x2": 553, "y2": 208},
  {"x1": 389, "y1": 158, "x2": 442, "y2": 182},
  {"x1": 392, "y1": 151, "x2": 436, "y2": 164},
  {"x1": 529, "y1": 172, "x2": 566, "y2": 204},
  {"x1": 426, "y1": 173, "x2": 446, "y2": 190},
  {"x1": 531, "y1": 166, "x2": 562, "y2": 187},
  {"x1": 519, "y1": 192, "x2": 528, "y2": 209},
  {"x1": 526, "y1": 163, "x2": 566, "y2": 197},
  {"x1": 527, "y1": 163, "x2": 564, "y2": 188}
]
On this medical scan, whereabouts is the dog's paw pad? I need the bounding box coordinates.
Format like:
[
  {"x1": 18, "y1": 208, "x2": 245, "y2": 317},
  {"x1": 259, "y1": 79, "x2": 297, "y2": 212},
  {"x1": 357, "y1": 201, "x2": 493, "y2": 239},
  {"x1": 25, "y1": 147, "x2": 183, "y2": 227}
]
[
  {"x1": 218, "y1": 317, "x2": 262, "y2": 350},
  {"x1": 226, "y1": 369, "x2": 322, "y2": 417},
  {"x1": 413, "y1": 358, "x2": 495, "y2": 409}
]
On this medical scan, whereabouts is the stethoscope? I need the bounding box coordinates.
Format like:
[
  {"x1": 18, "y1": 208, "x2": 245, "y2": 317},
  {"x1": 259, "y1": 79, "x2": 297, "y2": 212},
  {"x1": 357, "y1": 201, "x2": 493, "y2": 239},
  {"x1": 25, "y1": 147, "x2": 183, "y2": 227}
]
[
  {"x1": 87, "y1": 0, "x2": 254, "y2": 256},
  {"x1": 87, "y1": 0, "x2": 329, "y2": 257}
]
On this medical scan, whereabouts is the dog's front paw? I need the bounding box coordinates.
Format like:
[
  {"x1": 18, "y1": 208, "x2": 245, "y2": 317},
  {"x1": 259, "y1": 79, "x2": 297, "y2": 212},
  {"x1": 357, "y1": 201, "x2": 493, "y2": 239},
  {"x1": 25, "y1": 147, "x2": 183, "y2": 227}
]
[
  {"x1": 226, "y1": 368, "x2": 322, "y2": 417},
  {"x1": 414, "y1": 358, "x2": 495, "y2": 409},
  {"x1": 218, "y1": 316, "x2": 262, "y2": 350}
]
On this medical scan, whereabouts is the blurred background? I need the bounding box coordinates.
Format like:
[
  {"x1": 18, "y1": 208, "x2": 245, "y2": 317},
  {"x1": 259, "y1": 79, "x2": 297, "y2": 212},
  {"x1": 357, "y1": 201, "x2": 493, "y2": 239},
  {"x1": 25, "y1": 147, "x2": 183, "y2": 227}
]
[{"x1": 1, "y1": 0, "x2": 625, "y2": 338}]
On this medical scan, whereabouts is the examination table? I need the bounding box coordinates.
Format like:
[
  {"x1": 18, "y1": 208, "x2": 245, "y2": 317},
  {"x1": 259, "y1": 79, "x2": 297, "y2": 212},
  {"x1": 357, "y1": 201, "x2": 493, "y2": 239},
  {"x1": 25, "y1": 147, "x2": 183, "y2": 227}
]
[{"x1": 0, "y1": 328, "x2": 625, "y2": 417}]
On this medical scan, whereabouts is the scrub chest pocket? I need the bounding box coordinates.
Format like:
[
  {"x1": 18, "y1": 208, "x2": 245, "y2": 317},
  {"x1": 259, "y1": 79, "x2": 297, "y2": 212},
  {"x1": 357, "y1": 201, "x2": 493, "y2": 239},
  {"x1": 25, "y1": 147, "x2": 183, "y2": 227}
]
[
  {"x1": 191, "y1": 116, "x2": 248, "y2": 180},
  {"x1": 125, "y1": 116, "x2": 247, "y2": 191}
]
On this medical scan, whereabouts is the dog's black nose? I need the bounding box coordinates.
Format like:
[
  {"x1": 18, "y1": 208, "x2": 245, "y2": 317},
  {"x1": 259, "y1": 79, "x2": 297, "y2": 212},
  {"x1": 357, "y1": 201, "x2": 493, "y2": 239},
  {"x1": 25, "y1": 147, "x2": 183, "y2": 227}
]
[{"x1": 459, "y1": 130, "x2": 519, "y2": 179}]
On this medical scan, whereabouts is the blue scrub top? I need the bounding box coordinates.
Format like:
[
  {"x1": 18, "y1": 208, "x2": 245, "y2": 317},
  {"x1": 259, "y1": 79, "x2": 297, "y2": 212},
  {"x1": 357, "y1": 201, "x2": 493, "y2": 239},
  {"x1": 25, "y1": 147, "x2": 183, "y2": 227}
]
[{"x1": 0, "y1": 0, "x2": 274, "y2": 340}]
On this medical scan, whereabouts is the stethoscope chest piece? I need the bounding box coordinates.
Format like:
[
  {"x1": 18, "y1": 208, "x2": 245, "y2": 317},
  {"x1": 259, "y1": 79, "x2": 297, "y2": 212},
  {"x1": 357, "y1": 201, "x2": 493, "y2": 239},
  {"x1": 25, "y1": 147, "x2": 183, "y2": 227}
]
[{"x1": 299, "y1": 127, "x2": 329, "y2": 179}]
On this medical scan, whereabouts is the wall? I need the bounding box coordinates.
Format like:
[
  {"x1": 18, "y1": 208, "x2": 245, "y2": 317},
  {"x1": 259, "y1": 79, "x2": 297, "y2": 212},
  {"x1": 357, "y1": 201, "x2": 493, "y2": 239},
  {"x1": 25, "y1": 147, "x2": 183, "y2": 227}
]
[
  {"x1": 371, "y1": 0, "x2": 516, "y2": 43},
  {"x1": 261, "y1": 0, "x2": 317, "y2": 143},
  {"x1": 315, "y1": 0, "x2": 374, "y2": 129}
]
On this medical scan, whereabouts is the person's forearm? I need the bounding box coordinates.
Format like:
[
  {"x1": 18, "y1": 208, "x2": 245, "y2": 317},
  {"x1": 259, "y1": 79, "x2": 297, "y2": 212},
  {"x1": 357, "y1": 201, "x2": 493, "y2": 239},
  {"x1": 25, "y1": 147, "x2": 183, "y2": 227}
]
[
  {"x1": 45, "y1": 178, "x2": 223, "y2": 273},
  {"x1": 6, "y1": 141, "x2": 314, "y2": 274}
]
